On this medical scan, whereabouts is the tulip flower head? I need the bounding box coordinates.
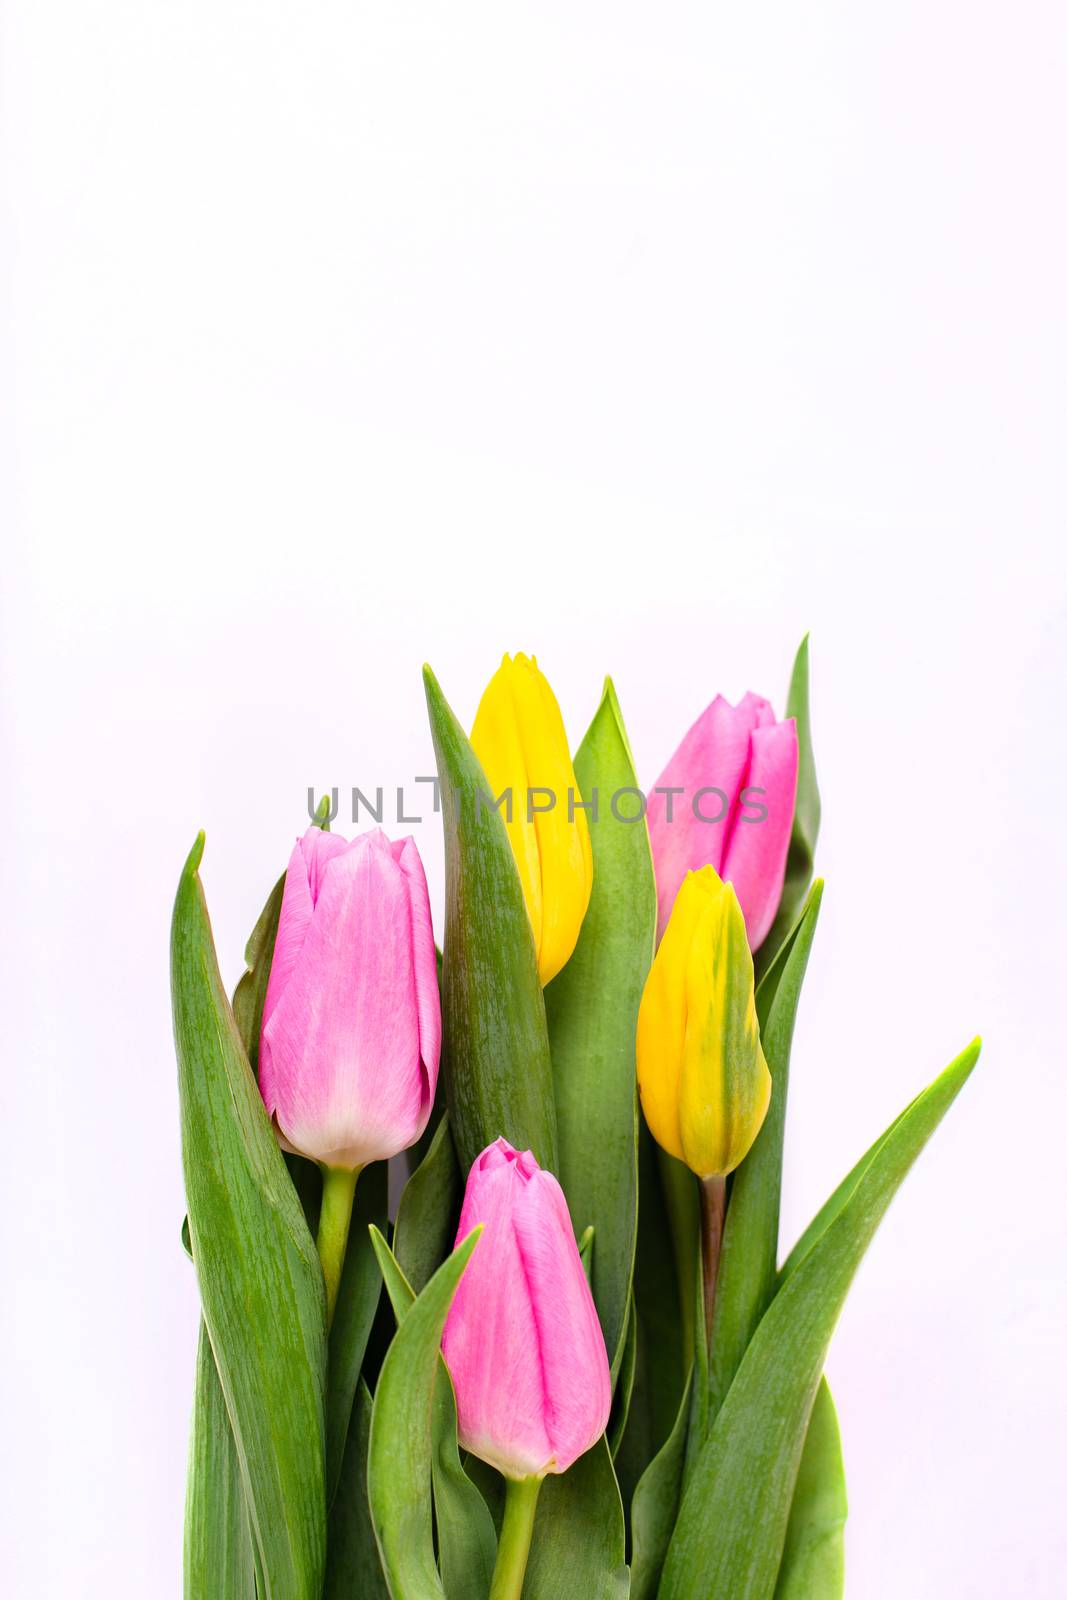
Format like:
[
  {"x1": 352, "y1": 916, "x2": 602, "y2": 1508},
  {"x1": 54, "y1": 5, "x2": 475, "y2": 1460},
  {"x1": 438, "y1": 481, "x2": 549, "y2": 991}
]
[
  {"x1": 470, "y1": 653, "x2": 593, "y2": 985},
  {"x1": 259, "y1": 827, "x2": 440, "y2": 1170},
  {"x1": 637, "y1": 866, "x2": 771, "y2": 1181},
  {"x1": 441, "y1": 1139, "x2": 612, "y2": 1481},
  {"x1": 648, "y1": 692, "x2": 798, "y2": 949}
]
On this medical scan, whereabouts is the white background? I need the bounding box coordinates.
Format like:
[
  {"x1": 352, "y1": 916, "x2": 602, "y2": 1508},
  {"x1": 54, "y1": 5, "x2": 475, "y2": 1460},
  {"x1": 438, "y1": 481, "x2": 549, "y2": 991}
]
[{"x1": 2, "y1": 3, "x2": 1065, "y2": 1595}]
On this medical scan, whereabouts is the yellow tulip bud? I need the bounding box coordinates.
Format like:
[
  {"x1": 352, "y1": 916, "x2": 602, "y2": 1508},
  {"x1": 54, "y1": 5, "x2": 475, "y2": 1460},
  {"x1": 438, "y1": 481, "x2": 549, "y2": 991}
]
[
  {"x1": 636, "y1": 866, "x2": 771, "y2": 1180},
  {"x1": 470, "y1": 653, "x2": 593, "y2": 986}
]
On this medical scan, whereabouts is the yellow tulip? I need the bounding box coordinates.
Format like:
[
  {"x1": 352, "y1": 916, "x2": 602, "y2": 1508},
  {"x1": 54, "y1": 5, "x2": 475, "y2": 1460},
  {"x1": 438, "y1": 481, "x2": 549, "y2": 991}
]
[
  {"x1": 470, "y1": 653, "x2": 593, "y2": 985},
  {"x1": 637, "y1": 866, "x2": 771, "y2": 1180}
]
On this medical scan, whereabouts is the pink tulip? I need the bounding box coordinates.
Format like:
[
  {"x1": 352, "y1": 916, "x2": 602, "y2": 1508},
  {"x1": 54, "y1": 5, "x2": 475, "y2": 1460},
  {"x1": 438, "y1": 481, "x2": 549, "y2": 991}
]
[
  {"x1": 441, "y1": 1139, "x2": 612, "y2": 1480},
  {"x1": 648, "y1": 693, "x2": 798, "y2": 950},
  {"x1": 259, "y1": 827, "x2": 440, "y2": 1170}
]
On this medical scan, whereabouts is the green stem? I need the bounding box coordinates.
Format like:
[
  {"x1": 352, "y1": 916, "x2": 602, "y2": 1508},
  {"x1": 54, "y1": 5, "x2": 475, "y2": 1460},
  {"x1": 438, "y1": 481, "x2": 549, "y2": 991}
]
[
  {"x1": 316, "y1": 1165, "x2": 360, "y2": 1329},
  {"x1": 489, "y1": 1475, "x2": 543, "y2": 1600},
  {"x1": 699, "y1": 1174, "x2": 727, "y2": 1359},
  {"x1": 657, "y1": 1145, "x2": 699, "y2": 1368}
]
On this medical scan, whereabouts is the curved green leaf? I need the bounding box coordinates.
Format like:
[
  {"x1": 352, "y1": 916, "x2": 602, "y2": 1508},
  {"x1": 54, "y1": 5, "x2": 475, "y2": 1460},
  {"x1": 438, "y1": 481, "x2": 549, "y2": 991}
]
[
  {"x1": 172, "y1": 834, "x2": 327, "y2": 1600},
  {"x1": 231, "y1": 873, "x2": 285, "y2": 1080},
  {"x1": 774, "y1": 1379, "x2": 847, "y2": 1600},
  {"x1": 368, "y1": 1225, "x2": 497, "y2": 1600},
  {"x1": 394, "y1": 1112, "x2": 462, "y2": 1295},
  {"x1": 758, "y1": 635, "x2": 821, "y2": 978},
  {"x1": 184, "y1": 1323, "x2": 257, "y2": 1600},
  {"x1": 777, "y1": 1103, "x2": 912, "y2": 1287},
  {"x1": 326, "y1": 1162, "x2": 387, "y2": 1505},
  {"x1": 659, "y1": 1039, "x2": 980, "y2": 1600},
  {"x1": 523, "y1": 1438, "x2": 629, "y2": 1600},
  {"x1": 709, "y1": 882, "x2": 824, "y2": 1418},
  {"x1": 424, "y1": 666, "x2": 557, "y2": 1175},
  {"x1": 545, "y1": 678, "x2": 655, "y2": 1375},
  {"x1": 325, "y1": 1380, "x2": 389, "y2": 1600},
  {"x1": 608, "y1": 1294, "x2": 638, "y2": 1458},
  {"x1": 629, "y1": 1371, "x2": 691, "y2": 1600},
  {"x1": 367, "y1": 1228, "x2": 483, "y2": 1600}
]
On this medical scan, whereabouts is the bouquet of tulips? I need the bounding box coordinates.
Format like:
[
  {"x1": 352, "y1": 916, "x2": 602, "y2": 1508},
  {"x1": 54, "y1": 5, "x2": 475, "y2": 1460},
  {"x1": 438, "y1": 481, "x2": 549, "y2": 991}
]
[{"x1": 173, "y1": 642, "x2": 979, "y2": 1600}]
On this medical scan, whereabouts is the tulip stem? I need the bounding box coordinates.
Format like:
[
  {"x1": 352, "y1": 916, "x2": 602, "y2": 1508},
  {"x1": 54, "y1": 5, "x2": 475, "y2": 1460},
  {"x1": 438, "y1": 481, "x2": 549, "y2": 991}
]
[
  {"x1": 699, "y1": 1174, "x2": 727, "y2": 1357},
  {"x1": 489, "y1": 1475, "x2": 543, "y2": 1600},
  {"x1": 317, "y1": 1165, "x2": 360, "y2": 1329}
]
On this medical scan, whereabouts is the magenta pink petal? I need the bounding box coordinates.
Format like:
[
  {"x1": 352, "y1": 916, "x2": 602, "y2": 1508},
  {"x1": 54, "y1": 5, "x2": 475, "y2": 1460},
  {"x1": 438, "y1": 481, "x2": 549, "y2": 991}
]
[
  {"x1": 721, "y1": 717, "x2": 799, "y2": 950},
  {"x1": 649, "y1": 693, "x2": 775, "y2": 941}
]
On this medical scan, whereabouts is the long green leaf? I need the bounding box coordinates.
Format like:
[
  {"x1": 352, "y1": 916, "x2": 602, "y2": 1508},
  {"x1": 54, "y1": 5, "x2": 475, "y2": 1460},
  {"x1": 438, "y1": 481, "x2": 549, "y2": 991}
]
[
  {"x1": 777, "y1": 1103, "x2": 913, "y2": 1286},
  {"x1": 184, "y1": 1323, "x2": 257, "y2": 1599},
  {"x1": 394, "y1": 1111, "x2": 462, "y2": 1295},
  {"x1": 325, "y1": 1162, "x2": 387, "y2": 1504},
  {"x1": 367, "y1": 1229, "x2": 483, "y2": 1600},
  {"x1": 659, "y1": 1038, "x2": 980, "y2": 1600},
  {"x1": 709, "y1": 882, "x2": 824, "y2": 1416},
  {"x1": 614, "y1": 1124, "x2": 691, "y2": 1510},
  {"x1": 172, "y1": 834, "x2": 327, "y2": 1600},
  {"x1": 424, "y1": 666, "x2": 557, "y2": 1174},
  {"x1": 774, "y1": 1379, "x2": 847, "y2": 1600},
  {"x1": 184, "y1": 862, "x2": 284, "y2": 1600},
  {"x1": 369, "y1": 1225, "x2": 498, "y2": 1600},
  {"x1": 523, "y1": 1438, "x2": 630, "y2": 1600},
  {"x1": 324, "y1": 1380, "x2": 390, "y2": 1600},
  {"x1": 628, "y1": 1370, "x2": 691, "y2": 1600},
  {"x1": 758, "y1": 636, "x2": 821, "y2": 978},
  {"x1": 545, "y1": 678, "x2": 655, "y2": 1375}
]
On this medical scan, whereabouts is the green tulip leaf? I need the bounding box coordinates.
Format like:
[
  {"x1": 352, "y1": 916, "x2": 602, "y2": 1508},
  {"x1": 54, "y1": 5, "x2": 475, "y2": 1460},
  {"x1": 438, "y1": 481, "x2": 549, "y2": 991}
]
[
  {"x1": 172, "y1": 834, "x2": 327, "y2": 1600},
  {"x1": 758, "y1": 635, "x2": 821, "y2": 978},
  {"x1": 184, "y1": 1323, "x2": 257, "y2": 1600},
  {"x1": 423, "y1": 665, "x2": 557, "y2": 1175},
  {"x1": 608, "y1": 1294, "x2": 638, "y2": 1458},
  {"x1": 774, "y1": 1379, "x2": 847, "y2": 1600},
  {"x1": 231, "y1": 874, "x2": 285, "y2": 1080},
  {"x1": 324, "y1": 1379, "x2": 390, "y2": 1599},
  {"x1": 523, "y1": 1438, "x2": 630, "y2": 1600},
  {"x1": 614, "y1": 1125, "x2": 692, "y2": 1510},
  {"x1": 368, "y1": 1225, "x2": 497, "y2": 1600},
  {"x1": 658, "y1": 1038, "x2": 980, "y2": 1600},
  {"x1": 367, "y1": 1227, "x2": 489, "y2": 1600},
  {"x1": 709, "y1": 881, "x2": 824, "y2": 1418},
  {"x1": 629, "y1": 1370, "x2": 691, "y2": 1600},
  {"x1": 325, "y1": 1161, "x2": 387, "y2": 1505},
  {"x1": 777, "y1": 1102, "x2": 912, "y2": 1287},
  {"x1": 231, "y1": 790, "x2": 331, "y2": 1078},
  {"x1": 394, "y1": 1112, "x2": 462, "y2": 1295},
  {"x1": 545, "y1": 677, "x2": 656, "y2": 1377}
]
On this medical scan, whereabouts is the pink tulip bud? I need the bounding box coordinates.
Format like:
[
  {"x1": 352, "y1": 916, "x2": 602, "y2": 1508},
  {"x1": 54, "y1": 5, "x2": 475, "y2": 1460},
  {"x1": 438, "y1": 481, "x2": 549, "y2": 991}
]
[
  {"x1": 648, "y1": 693, "x2": 799, "y2": 950},
  {"x1": 259, "y1": 827, "x2": 440, "y2": 1170},
  {"x1": 441, "y1": 1139, "x2": 612, "y2": 1480}
]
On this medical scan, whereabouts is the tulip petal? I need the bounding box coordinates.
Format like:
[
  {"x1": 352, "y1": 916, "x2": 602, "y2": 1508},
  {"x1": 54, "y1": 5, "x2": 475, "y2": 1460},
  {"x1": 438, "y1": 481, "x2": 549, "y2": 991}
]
[
  {"x1": 721, "y1": 718, "x2": 799, "y2": 951},
  {"x1": 392, "y1": 834, "x2": 441, "y2": 1102},
  {"x1": 470, "y1": 657, "x2": 545, "y2": 958},
  {"x1": 262, "y1": 833, "x2": 427, "y2": 1167},
  {"x1": 513, "y1": 1168, "x2": 613, "y2": 1472},
  {"x1": 679, "y1": 877, "x2": 771, "y2": 1178},
  {"x1": 443, "y1": 1149, "x2": 554, "y2": 1478},
  {"x1": 649, "y1": 693, "x2": 774, "y2": 941},
  {"x1": 508, "y1": 654, "x2": 594, "y2": 986},
  {"x1": 636, "y1": 874, "x2": 708, "y2": 1164}
]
